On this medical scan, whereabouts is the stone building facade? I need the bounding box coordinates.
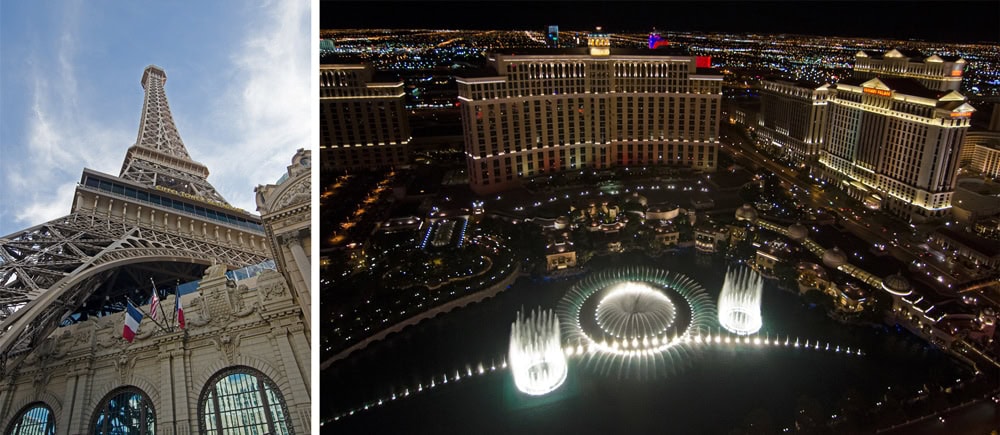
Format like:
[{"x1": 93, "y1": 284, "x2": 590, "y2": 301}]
[
  {"x1": 0, "y1": 66, "x2": 311, "y2": 435},
  {"x1": 1, "y1": 152, "x2": 313, "y2": 433},
  {"x1": 256, "y1": 149, "x2": 312, "y2": 331},
  {"x1": 2, "y1": 267, "x2": 310, "y2": 434}
]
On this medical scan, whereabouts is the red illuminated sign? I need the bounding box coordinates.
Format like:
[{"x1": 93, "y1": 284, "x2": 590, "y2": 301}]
[
  {"x1": 951, "y1": 70, "x2": 962, "y2": 77},
  {"x1": 863, "y1": 87, "x2": 891, "y2": 97},
  {"x1": 695, "y1": 56, "x2": 712, "y2": 68}
]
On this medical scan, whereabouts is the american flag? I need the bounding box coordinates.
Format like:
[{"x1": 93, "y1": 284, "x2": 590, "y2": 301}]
[{"x1": 149, "y1": 282, "x2": 161, "y2": 321}]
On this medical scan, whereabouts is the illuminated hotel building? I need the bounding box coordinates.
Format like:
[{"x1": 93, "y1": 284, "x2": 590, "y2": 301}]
[
  {"x1": 758, "y1": 79, "x2": 830, "y2": 165},
  {"x1": 963, "y1": 131, "x2": 1000, "y2": 179},
  {"x1": 457, "y1": 33, "x2": 722, "y2": 193},
  {"x1": 319, "y1": 64, "x2": 411, "y2": 171},
  {"x1": 853, "y1": 49, "x2": 966, "y2": 92},
  {"x1": 817, "y1": 76, "x2": 975, "y2": 221}
]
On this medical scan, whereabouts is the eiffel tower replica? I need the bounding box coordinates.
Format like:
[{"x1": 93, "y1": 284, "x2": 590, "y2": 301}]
[{"x1": 0, "y1": 65, "x2": 271, "y2": 376}]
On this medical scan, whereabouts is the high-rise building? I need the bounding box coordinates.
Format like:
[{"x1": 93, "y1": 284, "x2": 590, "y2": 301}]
[
  {"x1": 546, "y1": 25, "x2": 559, "y2": 48},
  {"x1": 758, "y1": 79, "x2": 831, "y2": 165},
  {"x1": 320, "y1": 64, "x2": 411, "y2": 171},
  {"x1": 0, "y1": 66, "x2": 311, "y2": 434},
  {"x1": 456, "y1": 39, "x2": 722, "y2": 194},
  {"x1": 853, "y1": 49, "x2": 966, "y2": 92},
  {"x1": 962, "y1": 131, "x2": 1000, "y2": 179},
  {"x1": 817, "y1": 76, "x2": 975, "y2": 220}
]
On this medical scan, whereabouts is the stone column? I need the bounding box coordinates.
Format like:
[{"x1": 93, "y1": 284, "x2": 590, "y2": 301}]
[
  {"x1": 159, "y1": 347, "x2": 176, "y2": 435},
  {"x1": 165, "y1": 348, "x2": 190, "y2": 435},
  {"x1": 272, "y1": 325, "x2": 310, "y2": 434},
  {"x1": 283, "y1": 232, "x2": 311, "y2": 294},
  {"x1": 64, "y1": 363, "x2": 90, "y2": 435},
  {"x1": 282, "y1": 232, "x2": 311, "y2": 328},
  {"x1": 57, "y1": 370, "x2": 79, "y2": 434},
  {"x1": 0, "y1": 377, "x2": 14, "y2": 429}
]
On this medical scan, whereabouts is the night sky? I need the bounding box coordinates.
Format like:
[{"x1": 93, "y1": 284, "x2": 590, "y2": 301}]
[{"x1": 322, "y1": 1, "x2": 999, "y2": 44}]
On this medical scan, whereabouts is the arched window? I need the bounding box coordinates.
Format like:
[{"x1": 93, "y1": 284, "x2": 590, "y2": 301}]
[
  {"x1": 5, "y1": 403, "x2": 55, "y2": 435},
  {"x1": 91, "y1": 387, "x2": 155, "y2": 435},
  {"x1": 199, "y1": 366, "x2": 293, "y2": 435}
]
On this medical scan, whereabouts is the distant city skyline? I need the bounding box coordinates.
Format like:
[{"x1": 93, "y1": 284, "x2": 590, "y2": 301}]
[{"x1": 322, "y1": 1, "x2": 999, "y2": 44}]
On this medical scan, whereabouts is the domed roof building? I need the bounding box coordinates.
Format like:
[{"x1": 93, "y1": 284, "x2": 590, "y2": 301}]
[
  {"x1": 787, "y1": 223, "x2": 808, "y2": 241},
  {"x1": 881, "y1": 272, "x2": 913, "y2": 296},
  {"x1": 735, "y1": 204, "x2": 758, "y2": 223},
  {"x1": 822, "y1": 247, "x2": 847, "y2": 269}
]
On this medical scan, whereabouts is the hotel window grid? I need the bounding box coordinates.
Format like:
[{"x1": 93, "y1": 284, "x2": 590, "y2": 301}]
[
  {"x1": 818, "y1": 78, "x2": 972, "y2": 220},
  {"x1": 459, "y1": 53, "x2": 721, "y2": 193},
  {"x1": 319, "y1": 64, "x2": 411, "y2": 171}
]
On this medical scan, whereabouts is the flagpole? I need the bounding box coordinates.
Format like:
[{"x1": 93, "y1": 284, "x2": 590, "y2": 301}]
[
  {"x1": 173, "y1": 279, "x2": 180, "y2": 325},
  {"x1": 124, "y1": 295, "x2": 169, "y2": 334},
  {"x1": 174, "y1": 279, "x2": 186, "y2": 333},
  {"x1": 150, "y1": 278, "x2": 172, "y2": 332}
]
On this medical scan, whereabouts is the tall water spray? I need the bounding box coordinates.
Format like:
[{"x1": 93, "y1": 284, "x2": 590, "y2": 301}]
[
  {"x1": 509, "y1": 308, "x2": 568, "y2": 396},
  {"x1": 718, "y1": 266, "x2": 764, "y2": 335},
  {"x1": 596, "y1": 282, "x2": 677, "y2": 339}
]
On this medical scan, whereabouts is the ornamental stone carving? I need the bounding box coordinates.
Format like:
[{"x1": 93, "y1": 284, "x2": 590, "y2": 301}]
[
  {"x1": 31, "y1": 371, "x2": 51, "y2": 397},
  {"x1": 212, "y1": 333, "x2": 241, "y2": 365},
  {"x1": 274, "y1": 178, "x2": 311, "y2": 210},
  {"x1": 114, "y1": 354, "x2": 137, "y2": 384},
  {"x1": 261, "y1": 280, "x2": 289, "y2": 302},
  {"x1": 204, "y1": 261, "x2": 229, "y2": 279}
]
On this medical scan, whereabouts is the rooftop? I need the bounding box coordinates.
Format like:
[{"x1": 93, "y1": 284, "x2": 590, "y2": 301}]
[
  {"x1": 763, "y1": 77, "x2": 826, "y2": 90},
  {"x1": 878, "y1": 77, "x2": 946, "y2": 100},
  {"x1": 837, "y1": 76, "x2": 943, "y2": 100},
  {"x1": 934, "y1": 227, "x2": 1000, "y2": 257},
  {"x1": 490, "y1": 47, "x2": 693, "y2": 57}
]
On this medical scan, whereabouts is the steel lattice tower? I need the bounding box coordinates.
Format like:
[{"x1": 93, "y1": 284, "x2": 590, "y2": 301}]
[{"x1": 0, "y1": 66, "x2": 271, "y2": 376}]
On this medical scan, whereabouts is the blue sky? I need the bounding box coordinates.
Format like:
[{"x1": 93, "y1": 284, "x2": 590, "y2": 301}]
[{"x1": 0, "y1": 1, "x2": 311, "y2": 236}]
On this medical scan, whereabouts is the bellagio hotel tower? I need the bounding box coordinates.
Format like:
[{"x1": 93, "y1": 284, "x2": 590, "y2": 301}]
[{"x1": 457, "y1": 32, "x2": 722, "y2": 194}]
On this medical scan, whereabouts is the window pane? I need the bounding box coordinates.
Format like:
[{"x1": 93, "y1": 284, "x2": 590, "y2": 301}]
[
  {"x1": 8, "y1": 404, "x2": 55, "y2": 435},
  {"x1": 200, "y1": 368, "x2": 293, "y2": 435},
  {"x1": 91, "y1": 388, "x2": 155, "y2": 435}
]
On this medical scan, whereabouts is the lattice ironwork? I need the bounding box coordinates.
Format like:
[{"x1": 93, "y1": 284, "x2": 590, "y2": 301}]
[
  {"x1": 118, "y1": 65, "x2": 226, "y2": 204},
  {"x1": 135, "y1": 66, "x2": 191, "y2": 160},
  {"x1": 0, "y1": 65, "x2": 272, "y2": 377},
  {"x1": 119, "y1": 160, "x2": 228, "y2": 204},
  {"x1": 0, "y1": 208, "x2": 269, "y2": 375}
]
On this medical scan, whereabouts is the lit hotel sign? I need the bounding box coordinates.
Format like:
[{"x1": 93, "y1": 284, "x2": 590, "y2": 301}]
[
  {"x1": 951, "y1": 70, "x2": 962, "y2": 77},
  {"x1": 862, "y1": 87, "x2": 891, "y2": 97},
  {"x1": 950, "y1": 111, "x2": 972, "y2": 118}
]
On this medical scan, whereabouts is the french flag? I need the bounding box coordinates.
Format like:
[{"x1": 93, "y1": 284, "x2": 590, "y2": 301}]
[
  {"x1": 175, "y1": 288, "x2": 185, "y2": 329},
  {"x1": 122, "y1": 303, "x2": 143, "y2": 343}
]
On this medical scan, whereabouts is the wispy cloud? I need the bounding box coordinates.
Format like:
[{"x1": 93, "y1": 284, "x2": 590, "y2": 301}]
[
  {"x1": 3, "y1": 1, "x2": 311, "y2": 235},
  {"x1": 200, "y1": 0, "x2": 311, "y2": 213},
  {"x1": 15, "y1": 182, "x2": 78, "y2": 227},
  {"x1": 7, "y1": 4, "x2": 128, "y2": 231}
]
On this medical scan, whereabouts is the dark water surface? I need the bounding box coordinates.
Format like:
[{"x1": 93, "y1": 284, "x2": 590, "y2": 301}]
[{"x1": 322, "y1": 252, "x2": 967, "y2": 434}]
